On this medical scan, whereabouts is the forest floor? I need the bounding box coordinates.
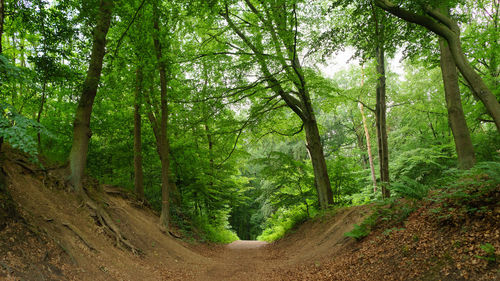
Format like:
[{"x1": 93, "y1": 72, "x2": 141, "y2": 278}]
[{"x1": 0, "y1": 147, "x2": 499, "y2": 281}]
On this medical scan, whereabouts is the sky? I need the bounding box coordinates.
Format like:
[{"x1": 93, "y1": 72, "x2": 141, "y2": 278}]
[{"x1": 318, "y1": 47, "x2": 405, "y2": 79}]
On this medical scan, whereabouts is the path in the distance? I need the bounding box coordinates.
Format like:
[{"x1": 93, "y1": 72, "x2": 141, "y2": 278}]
[{"x1": 194, "y1": 240, "x2": 285, "y2": 281}]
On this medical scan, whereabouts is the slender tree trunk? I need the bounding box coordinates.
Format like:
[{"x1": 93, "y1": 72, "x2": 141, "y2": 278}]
[
  {"x1": 373, "y1": 11, "x2": 390, "y2": 199},
  {"x1": 68, "y1": 0, "x2": 113, "y2": 191},
  {"x1": 37, "y1": 80, "x2": 47, "y2": 151},
  {"x1": 439, "y1": 38, "x2": 475, "y2": 169},
  {"x1": 152, "y1": 1, "x2": 170, "y2": 229},
  {"x1": 0, "y1": 0, "x2": 4, "y2": 152},
  {"x1": 205, "y1": 123, "x2": 214, "y2": 188},
  {"x1": 0, "y1": 0, "x2": 4, "y2": 54},
  {"x1": 134, "y1": 66, "x2": 145, "y2": 201},
  {"x1": 359, "y1": 103, "x2": 377, "y2": 192}
]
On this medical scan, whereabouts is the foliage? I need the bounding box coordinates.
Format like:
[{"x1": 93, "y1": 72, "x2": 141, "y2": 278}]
[
  {"x1": 257, "y1": 205, "x2": 311, "y2": 242},
  {"x1": 345, "y1": 199, "x2": 417, "y2": 240},
  {"x1": 391, "y1": 176, "x2": 430, "y2": 200},
  {"x1": 1, "y1": 0, "x2": 498, "y2": 243},
  {"x1": 0, "y1": 103, "x2": 50, "y2": 159}
]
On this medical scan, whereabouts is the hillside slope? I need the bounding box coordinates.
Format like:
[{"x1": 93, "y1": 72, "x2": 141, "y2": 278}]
[
  {"x1": 1, "y1": 148, "x2": 498, "y2": 280},
  {"x1": 0, "y1": 148, "x2": 208, "y2": 280}
]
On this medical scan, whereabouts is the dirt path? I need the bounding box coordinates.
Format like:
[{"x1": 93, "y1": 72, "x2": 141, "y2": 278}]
[{"x1": 193, "y1": 240, "x2": 284, "y2": 281}]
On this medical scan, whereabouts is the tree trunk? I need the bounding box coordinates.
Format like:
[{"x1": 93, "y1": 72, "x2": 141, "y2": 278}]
[
  {"x1": 304, "y1": 118, "x2": 333, "y2": 208},
  {"x1": 37, "y1": 80, "x2": 47, "y2": 151},
  {"x1": 373, "y1": 13, "x2": 390, "y2": 199},
  {"x1": 134, "y1": 66, "x2": 144, "y2": 201},
  {"x1": 152, "y1": 1, "x2": 170, "y2": 229},
  {"x1": 375, "y1": 46, "x2": 390, "y2": 199},
  {"x1": 359, "y1": 103, "x2": 377, "y2": 192},
  {"x1": 0, "y1": 0, "x2": 4, "y2": 152},
  {"x1": 374, "y1": 0, "x2": 500, "y2": 131},
  {"x1": 222, "y1": 4, "x2": 333, "y2": 208},
  {"x1": 445, "y1": 33, "x2": 500, "y2": 131},
  {"x1": 68, "y1": 0, "x2": 113, "y2": 191},
  {"x1": 439, "y1": 38, "x2": 475, "y2": 169},
  {"x1": 0, "y1": 0, "x2": 4, "y2": 54}
]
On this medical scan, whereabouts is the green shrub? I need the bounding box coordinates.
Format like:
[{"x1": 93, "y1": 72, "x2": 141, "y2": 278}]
[
  {"x1": 0, "y1": 103, "x2": 51, "y2": 160},
  {"x1": 257, "y1": 205, "x2": 309, "y2": 242},
  {"x1": 344, "y1": 199, "x2": 417, "y2": 240},
  {"x1": 391, "y1": 176, "x2": 430, "y2": 200}
]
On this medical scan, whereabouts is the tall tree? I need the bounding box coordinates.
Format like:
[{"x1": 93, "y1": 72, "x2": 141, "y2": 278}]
[
  {"x1": 68, "y1": 0, "x2": 113, "y2": 191},
  {"x1": 150, "y1": 0, "x2": 172, "y2": 229},
  {"x1": 359, "y1": 102, "x2": 377, "y2": 191},
  {"x1": 222, "y1": 0, "x2": 334, "y2": 208},
  {"x1": 372, "y1": 6, "x2": 390, "y2": 198},
  {"x1": 374, "y1": 0, "x2": 500, "y2": 131},
  {"x1": 0, "y1": 0, "x2": 4, "y2": 54},
  {"x1": 134, "y1": 64, "x2": 145, "y2": 201},
  {"x1": 439, "y1": 38, "x2": 475, "y2": 169}
]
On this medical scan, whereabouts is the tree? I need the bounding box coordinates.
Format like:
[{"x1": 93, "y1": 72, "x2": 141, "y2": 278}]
[
  {"x1": 134, "y1": 64, "x2": 145, "y2": 201},
  {"x1": 439, "y1": 37, "x2": 475, "y2": 169},
  {"x1": 148, "y1": 0, "x2": 172, "y2": 229},
  {"x1": 374, "y1": 0, "x2": 500, "y2": 131},
  {"x1": 68, "y1": 0, "x2": 113, "y2": 192},
  {"x1": 221, "y1": 0, "x2": 334, "y2": 208}
]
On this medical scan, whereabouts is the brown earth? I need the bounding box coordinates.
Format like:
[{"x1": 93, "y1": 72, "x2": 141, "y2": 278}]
[{"x1": 0, "y1": 148, "x2": 499, "y2": 280}]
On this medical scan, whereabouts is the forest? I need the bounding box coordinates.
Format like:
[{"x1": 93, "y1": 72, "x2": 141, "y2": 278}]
[{"x1": 0, "y1": 0, "x2": 499, "y2": 280}]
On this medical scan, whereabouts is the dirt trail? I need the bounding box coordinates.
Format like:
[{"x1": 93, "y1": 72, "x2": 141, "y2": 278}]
[
  {"x1": 193, "y1": 240, "x2": 281, "y2": 281},
  {"x1": 0, "y1": 150, "x2": 369, "y2": 281}
]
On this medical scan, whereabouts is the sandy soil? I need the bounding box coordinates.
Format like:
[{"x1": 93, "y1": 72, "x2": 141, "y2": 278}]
[{"x1": 3, "y1": 149, "x2": 497, "y2": 280}]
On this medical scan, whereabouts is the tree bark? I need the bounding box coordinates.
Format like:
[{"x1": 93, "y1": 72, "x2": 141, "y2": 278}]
[
  {"x1": 375, "y1": 45, "x2": 390, "y2": 199},
  {"x1": 304, "y1": 117, "x2": 334, "y2": 208},
  {"x1": 372, "y1": 8, "x2": 390, "y2": 199},
  {"x1": 374, "y1": 0, "x2": 500, "y2": 131},
  {"x1": 0, "y1": 0, "x2": 4, "y2": 54},
  {"x1": 439, "y1": 38, "x2": 475, "y2": 169},
  {"x1": 0, "y1": 0, "x2": 4, "y2": 152},
  {"x1": 152, "y1": 1, "x2": 171, "y2": 229},
  {"x1": 68, "y1": 0, "x2": 113, "y2": 191},
  {"x1": 37, "y1": 81, "x2": 46, "y2": 151},
  {"x1": 134, "y1": 66, "x2": 145, "y2": 201},
  {"x1": 359, "y1": 103, "x2": 377, "y2": 192}
]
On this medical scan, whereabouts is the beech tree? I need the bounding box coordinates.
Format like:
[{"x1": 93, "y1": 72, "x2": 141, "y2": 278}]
[
  {"x1": 221, "y1": 0, "x2": 334, "y2": 208},
  {"x1": 439, "y1": 37, "x2": 475, "y2": 169},
  {"x1": 374, "y1": 0, "x2": 500, "y2": 132},
  {"x1": 68, "y1": 0, "x2": 113, "y2": 191}
]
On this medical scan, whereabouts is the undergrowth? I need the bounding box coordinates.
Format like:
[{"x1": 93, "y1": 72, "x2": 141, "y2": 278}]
[
  {"x1": 345, "y1": 161, "x2": 500, "y2": 240},
  {"x1": 257, "y1": 204, "x2": 312, "y2": 242}
]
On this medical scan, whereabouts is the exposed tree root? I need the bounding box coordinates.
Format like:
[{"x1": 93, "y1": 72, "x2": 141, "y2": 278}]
[
  {"x1": 62, "y1": 222, "x2": 97, "y2": 252},
  {"x1": 80, "y1": 192, "x2": 139, "y2": 255}
]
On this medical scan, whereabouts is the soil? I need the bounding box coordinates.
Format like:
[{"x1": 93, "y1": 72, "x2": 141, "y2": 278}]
[{"x1": 0, "y1": 148, "x2": 498, "y2": 280}]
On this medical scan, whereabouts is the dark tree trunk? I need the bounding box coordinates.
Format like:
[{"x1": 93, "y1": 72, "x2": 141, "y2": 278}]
[
  {"x1": 0, "y1": 0, "x2": 4, "y2": 54},
  {"x1": 68, "y1": 0, "x2": 113, "y2": 191},
  {"x1": 0, "y1": 0, "x2": 4, "y2": 152},
  {"x1": 439, "y1": 38, "x2": 476, "y2": 169},
  {"x1": 152, "y1": 1, "x2": 171, "y2": 229},
  {"x1": 373, "y1": 11, "x2": 390, "y2": 199},
  {"x1": 134, "y1": 66, "x2": 145, "y2": 200},
  {"x1": 37, "y1": 81, "x2": 47, "y2": 151},
  {"x1": 375, "y1": 46, "x2": 390, "y2": 199}
]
